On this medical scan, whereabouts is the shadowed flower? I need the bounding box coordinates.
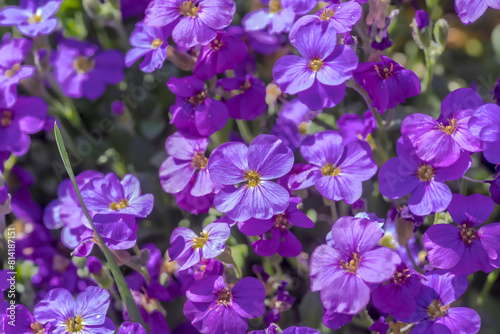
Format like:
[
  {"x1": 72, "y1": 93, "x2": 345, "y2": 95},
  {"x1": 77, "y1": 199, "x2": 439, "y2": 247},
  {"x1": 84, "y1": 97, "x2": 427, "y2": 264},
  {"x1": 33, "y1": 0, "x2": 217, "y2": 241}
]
[
  {"x1": 218, "y1": 75, "x2": 267, "y2": 121},
  {"x1": 469, "y1": 103, "x2": 500, "y2": 165}
]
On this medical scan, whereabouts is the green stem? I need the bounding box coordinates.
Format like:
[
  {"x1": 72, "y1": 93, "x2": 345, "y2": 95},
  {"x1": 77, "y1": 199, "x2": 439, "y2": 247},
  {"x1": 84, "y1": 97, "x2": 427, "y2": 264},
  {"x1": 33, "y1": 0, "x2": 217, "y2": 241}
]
[
  {"x1": 54, "y1": 125, "x2": 147, "y2": 331},
  {"x1": 236, "y1": 119, "x2": 254, "y2": 144},
  {"x1": 406, "y1": 243, "x2": 423, "y2": 274},
  {"x1": 460, "y1": 177, "x2": 467, "y2": 196},
  {"x1": 477, "y1": 269, "x2": 499, "y2": 305}
]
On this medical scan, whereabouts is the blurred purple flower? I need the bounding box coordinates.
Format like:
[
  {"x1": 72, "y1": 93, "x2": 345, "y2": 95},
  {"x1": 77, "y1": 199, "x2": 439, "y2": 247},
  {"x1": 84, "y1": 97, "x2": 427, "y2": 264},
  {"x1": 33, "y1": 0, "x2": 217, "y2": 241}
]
[
  {"x1": 469, "y1": 103, "x2": 500, "y2": 165},
  {"x1": 337, "y1": 110, "x2": 376, "y2": 144},
  {"x1": 117, "y1": 322, "x2": 147, "y2": 334},
  {"x1": 3, "y1": 305, "x2": 52, "y2": 334},
  {"x1": 415, "y1": 10, "x2": 430, "y2": 29},
  {"x1": 218, "y1": 75, "x2": 267, "y2": 121},
  {"x1": 0, "y1": 0, "x2": 61, "y2": 37},
  {"x1": 242, "y1": 0, "x2": 296, "y2": 34},
  {"x1": 455, "y1": 0, "x2": 500, "y2": 24}
]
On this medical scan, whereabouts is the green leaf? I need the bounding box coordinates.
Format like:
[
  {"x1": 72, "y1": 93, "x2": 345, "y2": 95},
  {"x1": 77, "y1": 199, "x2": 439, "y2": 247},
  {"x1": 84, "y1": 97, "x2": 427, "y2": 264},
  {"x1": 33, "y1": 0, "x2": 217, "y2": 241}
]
[{"x1": 54, "y1": 124, "x2": 147, "y2": 331}]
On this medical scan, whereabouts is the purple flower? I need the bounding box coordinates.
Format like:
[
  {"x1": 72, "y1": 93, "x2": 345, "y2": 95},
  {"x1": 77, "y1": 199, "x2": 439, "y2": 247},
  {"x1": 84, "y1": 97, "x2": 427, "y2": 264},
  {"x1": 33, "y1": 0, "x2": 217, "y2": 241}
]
[
  {"x1": 228, "y1": 25, "x2": 285, "y2": 55},
  {"x1": 0, "y1": 0, "x2": 61, "y2": 37},
  {"x1": 51, "y1": 38, "x2": 124, "y2": 100},
  {"x1": 322, "y1": 310, "x2": 353, "y2": 330},
  {"x1": 406, "y1": 272, "x2": 480, "y2": 333},
  {"x1": 289, "y1": 130, "x2": 377, "y2": 204},
  {"x1": 207, "y1": 134, "x2": 294, "y2": 221},
  {"x1": 469, "y1": 103, "x2": 500, "y2": 165},
  {"x1": 490, "y1": 170, "x2": 500, "y2": 205},
  {"x1": 310, "y1": 216, "x2": 400, "y2": 314},
  {"x1": 372, "y1": 264, "x2": 424, "y2": 320},
  {"x1": 415, "y1": 10, "x2": 430, "y2": 29},
  {"x1": 353, "y1": 56, "x2": 420, "y2": 113},
  {"x1": 194, "y1": 31, "x2": 248, "y2": 79},
  {"x1": 144, "y1": 0, "x2": 236, "y2": 48},
  {"x1": 242, "y1": 0, "x2": 296, "y2": 34},
  {"x1": 34, "y1": 286, "x2": 115, "y2": 334},
  {"x1": 271, "y1": 98, "x2": 322, "y2": 151},
  {"x1": 118, "y1": 322, "x2": 147, "y2": 334},
  {"x1": 423, "y1": 193, "x2": 500, "y2": 276},
  {"x1": 218, "y1": 75, "x2": 267, "y2": 121},
  {"x1": 0, "y1": 96, "x2": 47, "y2": 156},
  {"x1": 173, "y1": 176, "x2": 215, "y2": 214},
  {"x1": 273, "y1": 24, "x2": 358, "y2": 110},
  {"x1": 250, "y1": 325, "x2": 319, "y2": 334},
  {"x1": 401, "y1": 88, "x2": 483, "y2": 167},
  {"x1": 168, "y1": 222, "x2": 230, "y2": 270},
  {"x1": 159, "y1": 132, "x2": 218, "y2": 196},
  {"x1": 238, "y1": 198, "x2": 314, "y2": 257},
  {"x1": 289, "y1": 1, "x2": 362, "y2": 40},
  {"x1": 86, "y1": 256, "x2": 103, "y2": 274},
  {"x1": 337, "y1": 110, "x2": 376, "y2": 144},
  {"x1": 378, "y1": 138, "x2": 471, "y2": 216},
  {"x1": 492, "y1": 76, "x2": 500, "y2": 105},
  {"x1": 3, "y1": 305, "x2": 52, "y2": 334},
  {"x1": 167, "y1": 76, "x2": 229, "y2": 137},
  {"x1": 455, "y1": 0, "x2": 500, "y2": 24},
  {"x1": 370, "y1": 317, "x2": 390, "y2": 334},
  {"x1": 0, "y1": 37, "x2": 35, "y2": 106},
  {"x1": 125, "y1": 22, "x2": 173, "y2": 73},
  {"x1": 184, "y1": 275, "x2": 265, "y2": 333}
]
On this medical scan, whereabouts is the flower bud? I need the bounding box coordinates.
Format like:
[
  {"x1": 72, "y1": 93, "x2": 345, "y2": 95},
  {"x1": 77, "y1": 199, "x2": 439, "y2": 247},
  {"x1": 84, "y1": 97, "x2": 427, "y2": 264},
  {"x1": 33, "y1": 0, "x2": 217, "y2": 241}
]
[
  {"x1": 434, "y1": 18, "x2": 449, "y2": 47},
  {"x1": 415, "y1": 10, "x2": 430, "y2": 29}
]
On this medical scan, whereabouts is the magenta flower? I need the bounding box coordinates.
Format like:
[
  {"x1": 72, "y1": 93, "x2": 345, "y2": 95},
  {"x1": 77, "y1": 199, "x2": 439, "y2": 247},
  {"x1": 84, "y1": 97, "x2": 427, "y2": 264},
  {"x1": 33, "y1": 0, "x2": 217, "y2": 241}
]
[
  {"x1": 406, "y1": 273, "x2": 480, "y2": 333},
  {"x1": 353, "y1": 56, "x2": 420, "y2": 113},
  {"x1": 184, "y1": 275, "x2": 265, "y2": 333},
  {"x1": 218, "y1": 75, "x2": 267, "y2": 121},
  {"x1": 423, "y1": 193, "x2": 500, "y2": 276},
  {"x1": 273, "y1": 23, "x2": 357, "y2": 110},
  {"x1": 169, "y1": 222, "x2": 231, "y2": 270},
  {"x1": 0, "y1": 96, "x2": 47, "y2": 156},
  {"x1": 34, "y1": 286, "x2": 115, "y2": 334},
  {"x1": 310, "y1": 216, "x2": 400, "y2": 314},
  {"x1": 402, "y1": 88, "x2": 483, "y2": 167},
  {"x1": 51, "y1": 38, "x2": 124, "y2": 100},
  {"x1": 125, "y1": 21, "x2": 173, "y2": 73},
  {"x1": 271, "y1": 98, "x2": 322, "y2": 151},
  {"x1": 0, "y1": 37, "x2": 35, "y2": 106},
  {"x1": 144, "y1": 0, "x2": 236, "y2": 48},
  {"x1": 167, "y1": 76, "x2": 228, "y2": 137},
  {"x1": 194, "y1": 31, "x2": 248, "y2": 80},
  {"x1": 208, "y1": 134, "x2": 294, "y2": 221},
  {"x1": 378, "y1": 138, "x2": 471, "y2": 216},
  {"x1": 469, "y1": 103, "x2": 500, "y2": 165},
  {"x1": 159, "y1": 132, "x2": 218, "y2": 196},
  {"x1": 289, "y1": 131, "x2": 377, "y2": 204},
  {"x1": 238, "y1": 198, "x2": 314, "y2": 257},
  {"x1": 337, "y1": 110, "x2": 376, "y2": 144},
  {"x1": 455, "y1": 0, "x2": 500, "y2": 24},
  {"x1": 0, "y1": 0, "x2": 61, "y2": 37}
]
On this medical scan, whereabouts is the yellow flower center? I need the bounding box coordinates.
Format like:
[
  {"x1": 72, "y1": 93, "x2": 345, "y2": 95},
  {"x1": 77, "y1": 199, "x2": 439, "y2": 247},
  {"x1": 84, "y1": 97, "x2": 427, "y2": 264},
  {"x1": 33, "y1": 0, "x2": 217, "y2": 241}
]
[
  {"x1": 427, "y1": 300, "x2": 448, "y2": 320},
  {"x1": 437, "y1": 119, "x2": 458, "y2": 135},
  {"x1": 211, "y1": 38, "x2": 224, "y2": 51},
  {"x1": 460, "y1": 224, "x2": 477, "y2": 245},
  {"x1": 31, "y1": 322, "x2": 45, "y2": 334},
  {"x1": 189, "y1": 91, "x2": 207, "y2": 106},
  {"x1": 340, "y1": 252, "x2": 361, "y2": 273},
  {"x1": 274, "y1": 213, "x2": 289, "y2": 231},
  {"x1": 192, "y1": 231, "x2": 209, "y2": 249},
  {"x1": 1, "y1": 110, "x2": 12, "y2": 127},
  {"x1": 28, "y1": 13, "x2": 43, "y2": 24},
  {"x1": 152, "y1": 38, "x2": 163, "y2": 49},
  {"x1": 217, "y1": 288, "x2": 232, "y2": 305},
  {"x1": 309, "y1": 58, "x2": 324, "y2": 72},
  {"x1": 192, "y1": 152, "x2": 208, "y2": 169},
  {"x1": 65, "y1": 315, "x2": 84, "y2": 333},
  {"x1": 269, "y1": 0, "x2": 281, "y2": 13},
  {"x1": 320, "y1": 8, "x2": 335, "y2": 21},
  {"x1": 417, "y1": 165, "x2": 435, "y2": 182},
  {"x1": 5, "y1": 63, "x2": 21, "y2": 78},
  {"x1": 73, "y1": 56, "x2": 95, "y2": 74},
  {"x1": 244, "y1": 170, "x2": 261, "y2": 187},
  {"x1": 298, "y1": 122, "x2": 308, "y2": 135},
  {"x1": 109, "y1": 199, "x2": 129, "y2": 211},
  {"x1": 392, "y1": 268, "x2": 411, "y2": 285},
  {"x1": 374, "y1": 63, "x2": 394, "y2": 80},
  {"x1": 180, "y1": 1, "x2": 199, "y2": 18},
  {"x1": 321, "y1": 163, "x2": 341, "y2": 177}
]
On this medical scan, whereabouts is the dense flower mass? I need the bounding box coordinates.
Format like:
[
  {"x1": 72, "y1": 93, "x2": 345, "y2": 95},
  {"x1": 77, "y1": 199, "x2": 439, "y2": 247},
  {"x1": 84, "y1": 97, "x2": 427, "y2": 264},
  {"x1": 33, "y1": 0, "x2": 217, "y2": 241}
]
[{"x1": 2, "y1": 0, "x2": 500, "y2": 333}]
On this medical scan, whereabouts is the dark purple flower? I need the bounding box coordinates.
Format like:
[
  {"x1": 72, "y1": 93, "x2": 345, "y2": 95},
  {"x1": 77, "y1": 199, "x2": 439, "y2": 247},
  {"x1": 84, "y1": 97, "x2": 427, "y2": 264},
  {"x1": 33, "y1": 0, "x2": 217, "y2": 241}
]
[
  {"x1": 423, "y1": 193, "x2": 500, "y2": 276},
  {"x1": 289, "y1": 131, "x2": 377, "y2": 204},
  {"x1": 250, "y1": 325, "x2": 320, "y2": 334},
  {"x1": 323, "y1": 309, "x2": 353, "y2": 330},
  {"x1": 184, "y1": 275, "x2": 265, "y2": 333},
  {"x1": 490, "y1": 170, "x2": 500, "y2": 205},
  {"x1": 337, "y1": 110, "x2": 376, "y2": 144},
  {"x1": 167, "y1": 76, "x2": 229, "y2": 137},
  {"x1": 353, "y1": 56, "x2": 420, "y2": 113},
  {"x1": 271, "y1": 98, "x2": 322, "y2": 151},
  {"x1": 86, "y1": 256, "x2": 103, "y2": 274},
  {"x1": 469, "y1": 103, "x2": 500, "y2": 165},
  {"x1": 159, "y1": 132, "x2": 218, "y2": 196},
  {"x1": 145, "y1": 0, "x2": 236, "y2": 48},
  {"x1": 370, "y1": 317, "x2": 390, "y2": 334},
  {"x1": 273, "y1": 24, "x2": 357, "y2": 110},
  {"x1": 111, "y1": 100, "x2": 126, "y2": 115},
  {"x1": 0, "y1": 0, "x2": 61, "y2": 37},
  {"x1": 238, "y1": 198, "x2": 314, "y2": 257},
  {"x1": 118, "y1": 322, "x2": 147, "y2": 334},
  {"x1": 173, "y1": 175, "x2": 215, "y2": 214},
  {"x1": 415, "y1": 10, "x2": 430, "y2": 29},
  {"x1": 406, "y1": 272, "x2": 480, "y2": 333},
  {"x1": 51, "y1": 38, "x2": 124, "y2": 100},
  {"x1": 455, "y1": 0, "x2": 500, "y2": 24},
  {"x1": 125, "y1": 21, "x2": 173, "y2": 73},
  {"x1": 492, "y1": 76, "x2": 500, "y2": 105},
  {"x1": 3, "y1": 305, "x2": 52, "y2": 334},
  {"x1": 168, "y1": 222, "x2": 230, "y2": 270},
  {"x1": 310, "y1": 216, "x2": 400, "y2": 314},
  {"x1": 0, "y1": 37, "x2": 35, "y2": 106},
  {"x1": 0, "y1": 96, "x2": 47, "y2": 156},
  {"x1": 34, "y1": 286, "x2": 115, "y2": 334},
  {"x1": 242, "y1": 0, "x2": 296, "y2": 34},
  {"x1": 194, "y1": 31, "x2": 248, "y2": 79},
  {"x1": 378, "y1": 138, "x2": 471, "y2": 216},
  {"x1": 402, "y1": 88, "x2": 483, "y2": 167},
  {"x1": 218, "y1": 75, "x2": 267, "y2": 121},
  {"x1": 372, "y1": 264, "x2": 424, "y2": 320},
  {"x1": 208, "y1": 134, "x2": 294, "y2": 221},
  {"x1": 228, "y1": 25, "x2": 285, "y2": 55}
]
